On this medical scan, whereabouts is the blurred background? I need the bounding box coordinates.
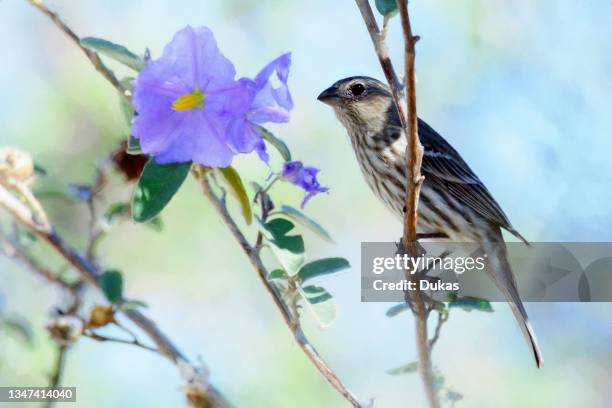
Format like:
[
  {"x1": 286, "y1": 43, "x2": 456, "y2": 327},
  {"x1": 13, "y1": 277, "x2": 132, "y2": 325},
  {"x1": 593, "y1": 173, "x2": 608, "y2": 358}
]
[{"x1": 1, "y1": 0, "x2": 611, "y2": 406}]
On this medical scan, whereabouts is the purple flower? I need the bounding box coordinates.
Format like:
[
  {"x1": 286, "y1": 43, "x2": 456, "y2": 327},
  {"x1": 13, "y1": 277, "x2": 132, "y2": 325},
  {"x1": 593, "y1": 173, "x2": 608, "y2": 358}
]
[
  {"x1": 228, "y1": 53, "x2": 294, "y2": 162},
  {"x1": 132, "y1": 26, "x2": 251, "y2": 167},
  {"x1": 281, "y1": 161, "x2": 329, "y2": 208}
]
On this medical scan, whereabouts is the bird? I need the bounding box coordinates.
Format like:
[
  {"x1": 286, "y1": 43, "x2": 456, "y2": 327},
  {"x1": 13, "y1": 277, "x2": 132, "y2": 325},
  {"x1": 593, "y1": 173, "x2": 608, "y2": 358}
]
[{"x1": 318, "y1": 76, "x2": 543, "y2": 368}]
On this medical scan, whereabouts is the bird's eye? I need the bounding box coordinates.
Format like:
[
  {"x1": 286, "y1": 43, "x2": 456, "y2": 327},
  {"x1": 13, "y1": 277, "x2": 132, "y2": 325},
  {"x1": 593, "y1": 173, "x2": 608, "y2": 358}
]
[{"x1": 349, "y1": 83, "x2": 366, "y2": 97}]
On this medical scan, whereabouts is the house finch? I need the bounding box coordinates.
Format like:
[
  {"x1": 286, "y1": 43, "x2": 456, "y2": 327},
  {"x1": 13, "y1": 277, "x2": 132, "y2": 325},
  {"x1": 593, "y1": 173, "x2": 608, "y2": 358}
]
[{"x1": 318, "y1": 76, "x2": 542, "y2": 368}]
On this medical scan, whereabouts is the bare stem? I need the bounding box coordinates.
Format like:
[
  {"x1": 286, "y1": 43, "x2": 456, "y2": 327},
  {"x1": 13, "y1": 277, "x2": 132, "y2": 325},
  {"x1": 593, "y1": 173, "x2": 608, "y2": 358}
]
[
  {"x1": 0, "y1": 183, "x2": 232, "y2": 408},
  {"x1": 45, "y1": 345, "x2": 68, "y2": 408},
  {"x1": 394, "y1": 2, "x2": 434, "y2": 405},
  {"x1": 354, "y1": 1, "x2": 437, "y2": 406},
  {"x1": 396, "y1": 0, "x2": 424, "y2": 245},
  {"x1": 194, "y1": 168, "x2": 364, "y2": 408},
  {"x1": 354, "y1": 0, "x2": 407, "y2": 128},
  {"x1": 27, "y1": 0, "x2": 129, "y2": 101},
  {"x1": 0, "y1": 229, "x2": 76, "y2": 292},
  {"x1": 84, "y1": 331, "x2": 159, "y2": 354},
  {"x1": 428, "y1": 310, "x2": 449, "y2": 351}
]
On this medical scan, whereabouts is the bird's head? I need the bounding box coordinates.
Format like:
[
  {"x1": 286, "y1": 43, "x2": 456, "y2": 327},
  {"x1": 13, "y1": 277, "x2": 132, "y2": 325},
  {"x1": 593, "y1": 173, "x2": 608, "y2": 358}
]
[{"x1": 317, "y1": 76, "x2": 393, "y2": 132}]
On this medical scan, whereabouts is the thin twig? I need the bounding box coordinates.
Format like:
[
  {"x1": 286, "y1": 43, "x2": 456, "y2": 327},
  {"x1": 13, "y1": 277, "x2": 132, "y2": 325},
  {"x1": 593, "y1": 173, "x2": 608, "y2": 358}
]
[
  {"x1": 354, "y1": 0, "x2": 407, "y2": 128},
  {"x1": 45, "y1": 345, "x2": 68, "y2": 408},
  {"x1": 0, "y1": 229, "x2": 76, "y2": 292},
  {"x1": 85, "y1": 163, "x2": 107, "y2": 261},
  {"x1": 10, "y1": 179, "x2": 51, "y2": 230},
  {"x1": 194, "y1": 168, "x2": 365, "y2": 408},
  {"x1": 428, "y1": 310, "x2": 448, "y2": 351},
  {"x1": 27, "y1": 0, "x2": 129, "y2": 102},
  {"x1": 84, "y1": 331, "x2": 159, "y2": 354},
  {"x1": 0, "y1": 183, "x2": 232, "y2": 408}
]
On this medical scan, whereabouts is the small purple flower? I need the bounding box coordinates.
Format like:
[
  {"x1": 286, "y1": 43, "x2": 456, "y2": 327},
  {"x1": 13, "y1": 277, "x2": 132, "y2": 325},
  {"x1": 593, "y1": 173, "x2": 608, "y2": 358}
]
[
  {"x1": 228, "y1": 53, "x2": 294, "y2": 162},
  {"x1": 132, "y1": 26, "x2": 251, "y2": 167},
  {"x1": 281, "y1": 161, "x2": 329, "y2": 208}
]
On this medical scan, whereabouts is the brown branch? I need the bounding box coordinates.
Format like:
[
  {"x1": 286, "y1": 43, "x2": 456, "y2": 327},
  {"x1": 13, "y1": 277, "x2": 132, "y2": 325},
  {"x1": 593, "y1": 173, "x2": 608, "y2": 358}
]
[
  {"x1": 355, "y1": 1, "x2": 437, "y2": 407},
  {"x1": 394, "y1": 3, "x2": 434, "y2": 406},
  {"x1": 27, "y1": 0, "x2": 129, "y2": 101},
  {"x1": 49, "y1": 345, "x2": 68, "y2": 388},
  {"x1": 0, "y1": 184, "x2": 232, "y2": 408},
  {"x1": 354, "y1": 0, "x2": 407, "y2": 128},
  {"x1": 194, "y1": 168, "x2": 365, "y2": 408},
  {"x1": 0, "y1": 229, "x2": 76, "y2": 293},
  {"x1": 395, "y1": 0, "x2": 436, "y2": 405},
  {"x1": 397, "y1": 0, "x2": 424, "y2": 245}
]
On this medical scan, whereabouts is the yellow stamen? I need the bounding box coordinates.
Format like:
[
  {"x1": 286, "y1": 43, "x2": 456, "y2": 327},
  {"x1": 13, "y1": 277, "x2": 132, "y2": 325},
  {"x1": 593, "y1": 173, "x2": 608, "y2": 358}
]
[{"x1": 172, "y1": 88, "x2": 205, "y2": 111}]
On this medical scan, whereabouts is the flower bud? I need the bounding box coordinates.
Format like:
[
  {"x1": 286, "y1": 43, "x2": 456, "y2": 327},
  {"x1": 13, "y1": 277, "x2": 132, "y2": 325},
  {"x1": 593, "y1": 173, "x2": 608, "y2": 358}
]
[{"x1": 87, "y1": 304, "x2": 116, "y2": 328}]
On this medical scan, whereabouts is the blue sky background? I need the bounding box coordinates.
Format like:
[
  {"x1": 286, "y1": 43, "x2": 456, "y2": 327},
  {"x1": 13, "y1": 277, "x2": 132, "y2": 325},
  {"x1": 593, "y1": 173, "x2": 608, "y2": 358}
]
[{"x1": 1, "y1": 1, "x2": 611, "y2": 407}]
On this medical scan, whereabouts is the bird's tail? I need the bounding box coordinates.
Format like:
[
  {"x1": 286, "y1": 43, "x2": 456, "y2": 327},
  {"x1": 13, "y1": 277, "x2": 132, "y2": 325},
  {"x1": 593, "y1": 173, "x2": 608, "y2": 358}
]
[{"x1": 482, "y1": 234, "x2": 544, "y2": 368}]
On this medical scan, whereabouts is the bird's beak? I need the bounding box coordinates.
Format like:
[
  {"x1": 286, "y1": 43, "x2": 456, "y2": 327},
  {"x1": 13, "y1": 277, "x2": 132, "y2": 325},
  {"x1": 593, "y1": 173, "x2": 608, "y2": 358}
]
[{"x1": 317, "y1": 85, "x2": 340, "y2": 106}]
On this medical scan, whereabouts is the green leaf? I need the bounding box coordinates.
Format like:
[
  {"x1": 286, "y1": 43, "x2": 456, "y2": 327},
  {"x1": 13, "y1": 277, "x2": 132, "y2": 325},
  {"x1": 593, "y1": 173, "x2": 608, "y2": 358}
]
[
  {"x1": 81, "y1": 37, "x2": 144, "y2": 71},
  {"x1": 386, "y1": 303, "x2": 409, "y2": 317},
  {"x1": 259, "y1": 127, "x2": 291, "y2": 161},
  {"x1": 375, "y1": 0, "x2": 398, "y2": 17},
  {"x1": 265, "y1": 218, "x2": 304, "y2": 254},
  {"x1": 268, "y1": 241, "x2": 305, "y2": 275},
  {"x1": 104, "y1": 202, "x2": 130, "y2": 223},
  {"x1": 298, "y1": 258, "x2": 350, "y2": 283},
  {"x1": 276, "y1": 235, "x2": 304, "y2": 254},
  {"x1": 99, "y1": 270, "x2": 123, "y2": 303},
  {"x1": 268, "y1": 269, "x2": 289, "y2": 281},
  {"x1": 217, "y1": 166, "x2": 252, "y2": 225},
  {"x1": 387, "y1": 361, "x2": 418, "y2": 376},
  {"x1": 132, "y1": 160, "x2": 191, "y2": 222},
  {"x1": 260, "y1": 218, "x2": 305, "y2": 274},
  {"x1": 279, "y1": 204, "x2": 332, "y2": 242},
  {"x1": 266, "y1": 218, "x2": 295, "y2": 236},
  {"x1": 448, "y1": 296, "x2": 493, "y2": 312},
  {"x1": 300, "y1": 285, "x2": 336, "y2": 327}
]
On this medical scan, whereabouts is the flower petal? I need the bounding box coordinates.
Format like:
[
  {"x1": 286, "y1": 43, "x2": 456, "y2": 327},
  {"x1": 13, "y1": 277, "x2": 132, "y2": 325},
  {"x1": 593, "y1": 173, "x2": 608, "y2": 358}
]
[
  {"x1": 159, "y1": 26, "x2": 236, "y2": 90},
  {"x1": 152, "y1": 111, "x2": 234, "y2": 167},
  {"x1": 254, "y1": 139, "x2": 270, "y2": 163},
  {"x1": 205, "y1": 81, "x2": 251, "y2": 117},
  {"x1": 281, "y1": 161, "x2": 303, "y2": 182},
  {"x1": 130, "y1": 26, "x2": 270, "y2": 168},
  {"x1": 225, "y1": 119, "x2": 258, "y2": 152},
  {"x1": 280, "y1": 161, "x2": 328, "y2": 207},
  {"x1": 248, "y1": 53, "x2": 294, "y2": 124}
]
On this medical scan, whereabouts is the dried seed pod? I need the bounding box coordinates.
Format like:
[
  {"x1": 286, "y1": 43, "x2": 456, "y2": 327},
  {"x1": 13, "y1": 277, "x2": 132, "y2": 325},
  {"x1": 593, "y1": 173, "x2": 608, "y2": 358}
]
[{"x1": 0, "y1": 147, "x2": 34, "y2": 182}]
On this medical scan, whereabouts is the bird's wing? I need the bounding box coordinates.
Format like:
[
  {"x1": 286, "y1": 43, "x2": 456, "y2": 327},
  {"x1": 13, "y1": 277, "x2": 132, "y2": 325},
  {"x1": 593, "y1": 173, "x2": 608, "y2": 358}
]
[
  {"x1": 382, "y1": 104, "x2": 527, "y2": 242},
  {"x1": 415, "y1": 119, "x2": 527, "y2": 242}
]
